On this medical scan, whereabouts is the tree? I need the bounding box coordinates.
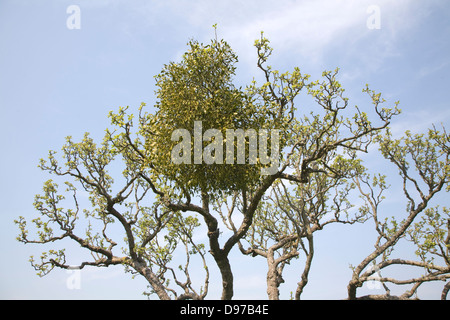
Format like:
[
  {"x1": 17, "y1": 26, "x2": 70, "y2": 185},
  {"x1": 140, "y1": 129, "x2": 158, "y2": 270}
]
[
  {"x1": 149, "y1": 36, "x2": 263, "y2": 194},
  {"x1": 15, "y1": 133, "x2": 209, "y2": 300},
  {"x1": 347, "y1": 126, "x2": 450, "y2": 300},
  {"x1": 17, "y1": 30, "x2": 421, "y2": 300},
  {"x1": 236, "y1": 169, "x2": 367, "y2": 300}
]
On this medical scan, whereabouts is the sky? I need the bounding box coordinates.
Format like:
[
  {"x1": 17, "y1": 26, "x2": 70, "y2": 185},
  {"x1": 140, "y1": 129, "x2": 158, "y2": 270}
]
[{"x1": 1, "y1": 0, "x2": 450, "y2": 300}]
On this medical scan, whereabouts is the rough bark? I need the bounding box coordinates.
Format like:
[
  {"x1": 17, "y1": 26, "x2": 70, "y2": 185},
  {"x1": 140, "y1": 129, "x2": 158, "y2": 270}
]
[
  {"x1": 266, "y1": 252, "x2": 283, "y2": 300},
  {"x1": 442, "y1": 282, "x2": 450, "y2": 300},
  {"x1": 133, "y1": 260, "x2": 171, "y2": 300},
  {"x1": 201, "y1": 191, "x2": 235, "y2": 300},
  {"x1": 211, "y1": 248, "x2": 234, "y2": 300},
  {"x1": 295, "y1": 234, "x2": 314, "y2": 299}
]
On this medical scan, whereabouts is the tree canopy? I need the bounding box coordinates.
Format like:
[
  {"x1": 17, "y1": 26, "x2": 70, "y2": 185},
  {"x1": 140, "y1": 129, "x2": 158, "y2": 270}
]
[{"x1": 15, "y1": 30, "x2": 449, "y2": 300}]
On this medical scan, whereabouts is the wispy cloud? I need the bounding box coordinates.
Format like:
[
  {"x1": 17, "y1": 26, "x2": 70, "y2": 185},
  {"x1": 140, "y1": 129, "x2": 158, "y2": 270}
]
[
  {"x1": 418, "y1": 59, "x2": 450, "y2": 79},
  {"x1": 389, "y1": 108, "x2": 450, "y2": 137},
  {"x1": 91, "y1": 0, "x2": 438, "y2": 77},
  {"x1": 213, "y1": 0, "x2": 426, "y2": 68}
]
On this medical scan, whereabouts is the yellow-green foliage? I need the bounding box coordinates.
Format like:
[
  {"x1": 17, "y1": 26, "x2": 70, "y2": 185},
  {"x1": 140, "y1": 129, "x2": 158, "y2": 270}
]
[{"x1": 148, "y1": 38, "x2": 263, "y2": 194}]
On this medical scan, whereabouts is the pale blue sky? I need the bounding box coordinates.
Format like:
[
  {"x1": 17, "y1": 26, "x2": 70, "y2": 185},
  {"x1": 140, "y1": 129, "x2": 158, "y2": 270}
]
[{"x1": 1, "y1": 0, "x2": 449, "y2": 299}]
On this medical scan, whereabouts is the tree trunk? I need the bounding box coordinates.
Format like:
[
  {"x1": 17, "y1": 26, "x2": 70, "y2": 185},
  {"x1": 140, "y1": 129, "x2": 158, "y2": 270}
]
[
  {"x1": 214, "y1": 251, "x2": 234, "y2": 300},
  {"x1": 266, "y1": 251, "x2": 282, "y2": 300},
  {"x1": 201, "y1": 189, "x2": 236, "y2": 300},
  {"x1": 295, "y1": 234, "x2": 314, "y2": 300},
  {"x1": 347, "y1": 280, "x2": 359, "y2": 300},
  {"x1": 207, "y1": 227, "x2": 234, "y2": 300},
  {"x1": 442, "y1": 281, "x2": 450, "y2": 300},
  {"x1": 133, "y1": 260, "x2": 171, "y2": 300},
  {"x1": 266, "y1": 269, "x2": 281, "y2": 300}
]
